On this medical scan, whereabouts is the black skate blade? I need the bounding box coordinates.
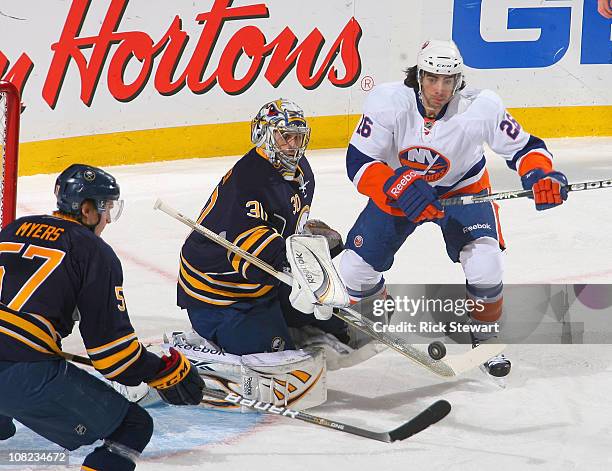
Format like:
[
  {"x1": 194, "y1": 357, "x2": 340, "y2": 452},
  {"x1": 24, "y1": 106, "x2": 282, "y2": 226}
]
[{"x1": 479, "y1": 365, "x2": 507, "y2": 389}]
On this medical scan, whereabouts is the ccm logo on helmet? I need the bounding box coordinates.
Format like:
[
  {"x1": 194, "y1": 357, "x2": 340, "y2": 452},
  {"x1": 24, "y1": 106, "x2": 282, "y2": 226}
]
[{"x1": 390, "y1": 170, "x2": 419, "y2": 197}]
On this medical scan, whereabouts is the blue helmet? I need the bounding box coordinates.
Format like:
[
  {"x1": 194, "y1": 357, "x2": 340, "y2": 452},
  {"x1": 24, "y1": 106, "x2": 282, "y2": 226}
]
[{"x1": 55, "y1": 164, "x2": 122, "y2": 219}]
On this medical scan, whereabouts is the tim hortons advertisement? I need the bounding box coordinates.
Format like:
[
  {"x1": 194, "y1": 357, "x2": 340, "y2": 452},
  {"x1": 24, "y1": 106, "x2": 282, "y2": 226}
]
[{"x1": 1, "y1": 0, "x2": 362, "y2": 108}]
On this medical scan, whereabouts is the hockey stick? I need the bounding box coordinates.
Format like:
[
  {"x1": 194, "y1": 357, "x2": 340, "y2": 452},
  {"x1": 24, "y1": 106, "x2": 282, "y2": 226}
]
[
  {"x1": 199, "y1": 386, "x2": 451, "y2": 442},
  {"x1": 153, "y1": 199, "x2": 292, "y2": 285},
  {"x1": 153, "y1": 199, "x2": 506, "y2": 378},
  {"x1": 63, "y1": 351, "x2": 451, "y2": 442},
  {"x1": 441, "y1": 178, "x2": 612, "y2": 207}
]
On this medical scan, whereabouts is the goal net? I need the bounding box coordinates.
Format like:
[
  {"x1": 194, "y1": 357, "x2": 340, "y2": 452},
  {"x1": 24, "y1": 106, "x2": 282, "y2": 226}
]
[{"x1": 0, "y1": 81, "x2": 19, "y2": 229}]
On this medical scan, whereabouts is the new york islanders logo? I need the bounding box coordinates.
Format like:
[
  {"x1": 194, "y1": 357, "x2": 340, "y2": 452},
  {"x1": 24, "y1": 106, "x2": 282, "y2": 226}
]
[{"x1": 398, "y1": 146, "x2": 450, "y2": 183}]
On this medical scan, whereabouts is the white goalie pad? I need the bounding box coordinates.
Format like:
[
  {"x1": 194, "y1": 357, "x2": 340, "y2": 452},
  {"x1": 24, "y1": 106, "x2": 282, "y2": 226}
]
[
  {"x1": 286, "y1": 234, "x2": 349, "y2": 307},
  {"x1": 241, "y1": 349, "x2": 326, "y2": 410},
  {"x1": 165, "y1": 330, "x2": 327, "y2": 412}
]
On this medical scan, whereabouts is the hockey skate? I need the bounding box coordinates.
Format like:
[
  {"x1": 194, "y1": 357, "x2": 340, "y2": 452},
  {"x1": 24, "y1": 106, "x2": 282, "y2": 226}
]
[
  {"x1": 471, "y1": 333, "x2": 511, "y2": 387},
  {"x1": 482, "y1": 353, "x2": 511, "y2": 378}
]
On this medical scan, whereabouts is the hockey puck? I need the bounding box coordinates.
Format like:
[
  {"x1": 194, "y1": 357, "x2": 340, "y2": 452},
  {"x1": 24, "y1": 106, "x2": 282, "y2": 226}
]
[{"x1": 427, "y1": 341, "x2": 446, "y2": 360}]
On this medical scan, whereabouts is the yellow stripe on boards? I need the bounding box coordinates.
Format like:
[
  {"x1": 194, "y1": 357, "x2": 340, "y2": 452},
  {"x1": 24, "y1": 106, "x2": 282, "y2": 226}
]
[
  {"x1": 19, "y1": 121, "x2": 252, "y2": 176},
  {"x1": 507, "y1": 106, "x2": 612, "y2": 138},
  {"x1": 17, "y1": 106, "x2": 612, "y2": 176}
]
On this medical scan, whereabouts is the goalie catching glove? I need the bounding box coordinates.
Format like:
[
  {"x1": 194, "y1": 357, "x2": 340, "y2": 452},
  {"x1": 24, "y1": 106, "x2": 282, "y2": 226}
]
[
  {"x1": 303, "y1": 219, "x2": 344, "y2": 258},
  {"x1": 147, "y1": 347, "x2": 205, "y2": 405}
]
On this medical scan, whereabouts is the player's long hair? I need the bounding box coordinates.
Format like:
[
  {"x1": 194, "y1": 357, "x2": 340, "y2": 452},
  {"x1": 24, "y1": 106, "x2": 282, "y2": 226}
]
[{"x1": 403, "y1": 65, "x2": 466, "y2": 91}]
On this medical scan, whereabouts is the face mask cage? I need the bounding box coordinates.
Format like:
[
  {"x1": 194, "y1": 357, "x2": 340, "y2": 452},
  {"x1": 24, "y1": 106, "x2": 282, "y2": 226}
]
[
  {"x1": 263, "y1": 123, "x2": 311, "y2": 179},
  {"x1": 96, "y1": 199, "x2": 124, "y2": 223},
  {"x1": 251, "y1": 99, "x2": 311, "y2": 180}
]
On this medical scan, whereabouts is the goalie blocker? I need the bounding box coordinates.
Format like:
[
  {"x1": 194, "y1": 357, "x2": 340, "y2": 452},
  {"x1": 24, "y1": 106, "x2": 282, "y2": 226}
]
[{"x1": 288, "y1": 234, "x2": 350, "y2": 321}]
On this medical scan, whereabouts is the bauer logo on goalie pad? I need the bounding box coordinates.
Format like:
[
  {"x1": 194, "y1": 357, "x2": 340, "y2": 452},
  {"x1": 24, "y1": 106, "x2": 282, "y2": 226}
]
[{"x1": 224, "y1": 393, "x2": 300, "y2": 418}]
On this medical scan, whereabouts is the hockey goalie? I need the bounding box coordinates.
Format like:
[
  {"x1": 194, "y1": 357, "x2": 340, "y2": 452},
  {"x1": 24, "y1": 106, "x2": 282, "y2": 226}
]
[
  {"x1": 117, "y1": 100, "x2": 389, "y2": 411},
  {"x1": 118, "y1": 233, "x2": 386, "y2": 412}
]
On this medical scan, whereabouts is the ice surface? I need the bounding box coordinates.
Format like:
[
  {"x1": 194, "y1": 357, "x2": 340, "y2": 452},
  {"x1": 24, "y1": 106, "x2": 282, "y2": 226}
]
[{"x1": 3, "y1": 137, "x2": 612, "y2": 470}]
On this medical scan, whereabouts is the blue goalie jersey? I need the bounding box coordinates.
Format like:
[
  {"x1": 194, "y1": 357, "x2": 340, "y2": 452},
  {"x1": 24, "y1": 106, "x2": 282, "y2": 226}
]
[
  {"x1": 178, "y1": 148, "x2": 315, "y2": 308},
  {"x1": 0, "y1": 213, "x2": 161, "y2": 386}
]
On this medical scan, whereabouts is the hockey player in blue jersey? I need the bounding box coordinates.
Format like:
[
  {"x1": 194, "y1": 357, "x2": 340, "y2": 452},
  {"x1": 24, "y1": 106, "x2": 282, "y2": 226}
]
[
  {"x1": 178, "y1": 99, "x2": 346, "y2": 357},
  {"x1": 0, "y1": 164, "x2": 204, "y2": 471},
  {"x1": 339, "y1": 40, "x2": 569, "y2": 378}
]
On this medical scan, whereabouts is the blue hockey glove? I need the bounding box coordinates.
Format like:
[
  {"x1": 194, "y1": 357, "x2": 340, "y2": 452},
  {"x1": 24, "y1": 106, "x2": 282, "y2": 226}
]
[
  {"x1": 521, "y1": 169, "x2": 568, "y2": 211},
  {"x1": 383, "y1": 167, "x2": 443, "y2": 222}
]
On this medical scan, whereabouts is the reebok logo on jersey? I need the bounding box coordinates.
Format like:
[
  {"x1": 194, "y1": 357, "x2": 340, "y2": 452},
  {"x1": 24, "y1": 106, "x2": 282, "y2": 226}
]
[
  {"x1": 463, "y1": 223, "x2": 492, "y2": 233},
  {"x1": 389, "y1": 170, "x2": 419, "y2": 197}
]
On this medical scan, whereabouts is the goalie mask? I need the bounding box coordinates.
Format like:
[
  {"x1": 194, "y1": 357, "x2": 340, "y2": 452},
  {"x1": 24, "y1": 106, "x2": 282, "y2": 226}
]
[
  {"x1": 417, "y1": 39, "x2": 464, "y2": 97},
  {"x1": 251, "y1": 99, "x2": 311, "y2": 180}
]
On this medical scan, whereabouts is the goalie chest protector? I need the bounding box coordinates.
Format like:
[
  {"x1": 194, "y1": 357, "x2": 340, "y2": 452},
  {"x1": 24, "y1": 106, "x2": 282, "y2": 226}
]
[{"x1": 178, "y1": 147, "x2": 315, "y2": 308}]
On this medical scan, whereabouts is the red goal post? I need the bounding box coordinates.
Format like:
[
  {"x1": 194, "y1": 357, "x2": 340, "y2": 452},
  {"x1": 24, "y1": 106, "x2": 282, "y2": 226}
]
[{"x1": 0, "y1": 81, "x2": 19, "y2": 229}]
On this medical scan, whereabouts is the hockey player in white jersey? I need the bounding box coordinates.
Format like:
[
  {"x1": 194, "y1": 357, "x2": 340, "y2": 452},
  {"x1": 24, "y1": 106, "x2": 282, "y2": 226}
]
[{"x1": 340, "y1": 39, "x2": 569, "y2": 377}]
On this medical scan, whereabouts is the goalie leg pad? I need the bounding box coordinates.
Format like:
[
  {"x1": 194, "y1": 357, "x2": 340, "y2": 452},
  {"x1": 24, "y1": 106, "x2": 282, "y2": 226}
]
[
  {"x1": 167, "y1": 332, "x2": 244, "y2": 409},
  {"x1": 241, "y1": 348, "x2": 327, "y2": 410},
  {"x1": 166, "y1": 331, "x2": 327, "y2": 412}
]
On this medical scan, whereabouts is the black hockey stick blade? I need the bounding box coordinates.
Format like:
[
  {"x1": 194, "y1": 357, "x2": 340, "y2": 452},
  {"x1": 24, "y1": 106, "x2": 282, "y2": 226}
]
[
  {"x1": 386, "y1": 400, "x2": 451, "y2": 442},
  {"x1": 62, "y1": 351, "x2": 451, "y2": 443}
]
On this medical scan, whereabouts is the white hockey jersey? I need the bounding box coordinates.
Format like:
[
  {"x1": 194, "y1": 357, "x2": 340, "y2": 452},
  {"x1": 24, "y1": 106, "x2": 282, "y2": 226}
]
[{"x1": 347, "y1": 82, "x2": 553, "y2": 215}]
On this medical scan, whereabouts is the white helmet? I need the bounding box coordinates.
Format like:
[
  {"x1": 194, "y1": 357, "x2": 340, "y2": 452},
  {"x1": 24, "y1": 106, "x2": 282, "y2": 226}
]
[
  {"x1": 417, "y1": 39, "x2": 464, "y2": 94},
  {"x1": 417, "y1": 39, "x2": 463, "y2": 75},
  {"x1": 251, "y1": 99, "x2": 311, "y2": 180}
]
